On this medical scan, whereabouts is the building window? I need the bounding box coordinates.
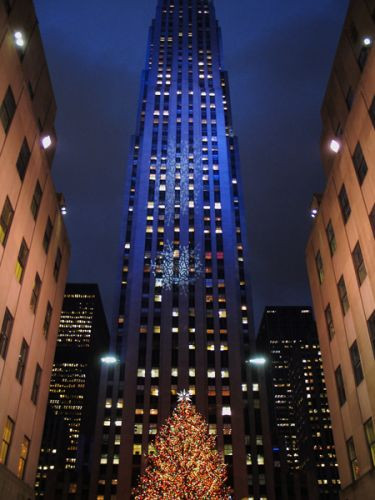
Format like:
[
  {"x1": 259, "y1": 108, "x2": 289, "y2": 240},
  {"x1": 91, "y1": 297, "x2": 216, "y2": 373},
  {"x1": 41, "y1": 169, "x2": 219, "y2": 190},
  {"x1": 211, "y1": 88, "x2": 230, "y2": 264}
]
[
  {"x1": 15, "y1": 239, "x2": 29, "y2": 283},
  {"x1": 347, "y1": 437, "x2": 360, "y2": 480},
  {"x1": 0, "y1": 308, "x2": 13, "y2": 359},
  {"x1": 369, "y1": 96, "x2": 375, "y2": 128},
  {"x1": 43, "y1": 302, "x2": 53, "y2": 337},
  {"x1": 364, "y1": 419, "x2": 375, "y2": 467},
  {"x1": 338, "y1": 185, "x2": 351, "y2": 224},
  {"x1": 53, "y1": 248, "x2": 62, "y2": 281},
  {"x1": 16, "y1": 339, "x2": 29, "y2": 384},
  {"x1": 350, "y1": 341, "x2": 363, "y2": 385},
  {"x1": 326, "y1": 220, "x2": 336, "y2": 256},
  {"x1": 30, "y1": 273, "x2": 42, "y2": 313},
  {"x1": 337, "y1": 276, "x2": 349, "y2": 314},
  {"x1": 335, "y1": 366, "x2": 346, "y2": 406},
  {"x1": 43, "y1": 218, "x2": 53, "y2": 253},
  {"x1": 17, "y1": 436, "x2": 30, "y2": 479},
  {"x1": 315, "y1": 251, "x2": 324, "y2": 284},
  {"x1": 325, "y1": 304, "x2": 335, "y2": 340},
  {"x1": 30, "y1": 181, "x2": 43, "y2": 220},
  {"x1": 0, "y1": 86, "x2": 16, "y2": 133},
  {"x1": 16, "y1": 139, "x2": 31, "y2": 181},
  {"x1": 0, "y1": 197, "x2": 14, "y2": 246},
  {"x1": 358, "y1": 46, "x2": 369, "y2": 71},
  {"x1": 31, "y1": 364, "x2": 42, "y2": 404},
  {"x1": 352, "y1": 242, "x2": 367, "y2": 285},
  {"x1": 369, "y1": 205, "x2": 375, "y2": 238},
  {"x1": 367, "y1": 311, "x2": 375, "y2": 357},
  {"x1": 352, "y1": 143, "x2": 368, "y2": 185},
  {"x1": 345, "y1": 87, "x2": 354, "y2": 110},
  {"x1": 0, "y1": 417, "x2": 14, "y2": 465}
]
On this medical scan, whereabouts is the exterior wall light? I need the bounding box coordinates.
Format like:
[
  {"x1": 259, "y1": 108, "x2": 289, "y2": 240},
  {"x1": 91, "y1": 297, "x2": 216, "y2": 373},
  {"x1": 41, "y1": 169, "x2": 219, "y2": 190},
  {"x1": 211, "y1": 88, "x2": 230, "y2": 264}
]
[
  {"x1": 14, "y1": 31, "x2": 25, "y2": 47},
  {"x1": 363, "y1": 37, "x2": 372, "y2": 46},
  {"x1": 41, "y1": 135, "x2": 52, "y2": 149},
  {"x1": 247, "y1": 357, "x2": 266, "y2": 366},
  {"x1": 311, "y1": 208, "x2": 318, "y2": 219},
  {"x1": 101, "y1": 355, "x2": 118, "y2": 365},
  {"x1": 329, "y1": 139, "x2": 340, "y2": 153}
]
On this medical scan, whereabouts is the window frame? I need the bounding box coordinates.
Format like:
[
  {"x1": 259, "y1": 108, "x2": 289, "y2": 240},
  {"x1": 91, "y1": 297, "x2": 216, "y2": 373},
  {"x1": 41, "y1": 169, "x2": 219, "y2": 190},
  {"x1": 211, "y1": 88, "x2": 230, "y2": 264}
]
[
  {"x1": 17, "y1": 435, "x2": 30, "y2": 479},
  {"x1": 337, "y1": 275, "x2": 350, "y2": 315},
  {"x1": 315, "y1": 250, "x2": 324, "y2": 284},
  {"x1": 352, "y1": 142, "x2": 368, "y2": 185},
  {"x1": 31, "y1": 364, "x2": 42, "y2": 405},
  {"x1": 364, "y1": 419, "x2": 375, "y2": 467},
  {"x1": 43, "y1": 302, "x2": 53, "y2": 337},
  {"x1": 325, "y1": 304, "x2": 335, "y2": 341},
  {"x1": 367, "y1": 311, "x2": 375, "y2": 358},
  {"x1": 16, "y1": 138, "x2": 31, "y2": 181},
  {"x1": 352, "y1": 242, "x2": 367, "y2": 286},
  {"x1": 0, "y1": 308, "x2": 13, "y2": 359},
  {"x1": 347, "y1": 437, "x2": 360, "y2": 480},
  {"x1": 349, "y1": 340, "x2": 364, "y2": 386},
  {"x1": 42, "y1": 217, "x2": 53, "y2": 253},
  {"x1": 30, "y1": 181, "x2": 43, "y2": 220},
  {"x1": 53, "y1": 248, "x2": 62, "y2": 281},
  {"x1": 338, "y1": 185, "x2": 351, "y2": 224},
  {"x1": 15, "y1": 239, "x2": 29, "y2": 283},
  {"x1": 335, "y1": 365, "x2": 346, "y2": 406},
  {"x1": 0, "y1": 196, "x2": 14, "y2": 247},
  {"x1": 326, "y1": 220, "x2": 336, "y2": 256},
  {"x1": 0, "y1": 86, "x2": 16, "y2": 133},
  {"x1": 30, "y1": 273, "x2": 42, "y2": 313},
  {"x1": 0, "y1": 417, "x2": 14, "y2": 465},
  {"x1": 15, "y1": 339, "x2": 29, "y2": 384}
]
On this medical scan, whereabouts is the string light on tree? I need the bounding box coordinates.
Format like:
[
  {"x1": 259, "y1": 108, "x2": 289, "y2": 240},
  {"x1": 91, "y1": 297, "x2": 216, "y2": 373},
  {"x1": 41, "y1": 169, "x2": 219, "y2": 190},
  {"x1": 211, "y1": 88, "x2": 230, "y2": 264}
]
[{"x1": 133, "y1": 395, "x2": 231, "y2": 499}]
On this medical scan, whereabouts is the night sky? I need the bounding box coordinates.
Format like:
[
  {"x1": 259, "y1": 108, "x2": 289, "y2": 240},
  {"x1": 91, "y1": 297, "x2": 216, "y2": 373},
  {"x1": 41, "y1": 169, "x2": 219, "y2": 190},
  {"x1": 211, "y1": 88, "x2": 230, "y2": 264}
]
[{"x1": 33, "y1": 0, "x2": 348, "y2": 331}]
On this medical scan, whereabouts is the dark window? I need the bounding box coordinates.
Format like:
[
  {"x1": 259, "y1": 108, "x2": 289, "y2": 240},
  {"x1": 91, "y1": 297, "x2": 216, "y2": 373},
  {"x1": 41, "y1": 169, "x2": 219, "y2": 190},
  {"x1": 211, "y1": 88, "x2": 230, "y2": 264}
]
[
  {"x1": 0, "y1": 197, "x2": 14, "y2": 246},
  {"x1": 42, "y1": 218, "x2": 53, "y2": 253},
  {"x1": 349, "y1": 22, "x2": 358, "y2": 43},
  {"x1": 53, "y1": 248, "x2": 62, "y2": 281},
  {"x1": 30, "y1": 181, "x2": 42, "y2": 220},
  {"x1": 358, "y1": 46, "x2": 369, "y2": 71},
  {"x1": 315, "y1": 251, "x2": 324, "y2": 284},
  {"x1": 370, "y1": 205, "x2": 375, "y2": 237},
  {"x1": 325, "y1": 304, "x2": 335, "y2": 340},
  {"x1": 352, "y1": 143, "x2": 368, "y2": 185},
  {"x1": 350, "y1": 340, "x2": 363, "y2": 385},
  {"x1": 338, "y1": 185, "x2": 351, "y2": 224},
  {"x1": 31, "y1": 364, "x2": 42, "y2": 404},
  {"x1": 326, "y1": 220, "x2": 336, "y2": 256},
  {"x1": 367, "y1": 311, "x2": 375, "y2": 357},
  {"x1": 338, "y1": 276, "x2": 349, "y2": 314},
  {"x1": 15, "y1": 239, "x2": 29, "y2": 283},
  {"x1": 0, "y1": 308, "x2": 13, "y2": 359},
  {"x1": 43, "y1": 302, "x2": 52, "y2": 337},
  {"x1": 347, "y1": 437, "x2": 360, "y2": 480},
  {"x1": 0, "y1": 86, "x2": 16, "y2": 133},
  {"x1": 335, "y1": 366, "x2": 346, "y2": 406},
  {"x1": 346, "y1": 87, "x2": 354, "y2": 110},
  {"x1": 16, "y1": 139, "x2": 31, "y2": 181},
  {"x1": 369, "y1": 97, "x2": 375, "y2": 128},
  {"x1": 17, "y1": 436, "x2": 30, "y2": 479},
  {"x1": 0, "y1": 417, "x2": 14, "y2": 465},
  {"x1": 3, "y1": 0, "x2": 14, "y2": 14},
  {"x1": 352, "y1": 242, "x2": 367, "y2": 285},
  {"x1": 364, "y1": 419, "x2": 375, "y2": 467},
  {"x1": 16, "y1": 339, "x2": 29, "y2": 383},
  {"x1": 30, "y1": 273, "x2": 41, "y2": 313}
]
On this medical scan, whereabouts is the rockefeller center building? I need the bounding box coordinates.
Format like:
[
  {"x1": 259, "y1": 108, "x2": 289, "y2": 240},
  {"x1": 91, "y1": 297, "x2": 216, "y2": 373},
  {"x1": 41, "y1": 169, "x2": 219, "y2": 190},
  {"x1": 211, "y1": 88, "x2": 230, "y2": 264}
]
[{"x1": 90, "y1": 1, "x2": 275, "y2": 498}]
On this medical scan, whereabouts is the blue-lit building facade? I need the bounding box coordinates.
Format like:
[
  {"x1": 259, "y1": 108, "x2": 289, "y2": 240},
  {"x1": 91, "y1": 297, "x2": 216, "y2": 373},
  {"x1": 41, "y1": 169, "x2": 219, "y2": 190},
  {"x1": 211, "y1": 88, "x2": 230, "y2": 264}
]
[{"x1": 90, "y1": 1, "x2": 275, "y2": 498}]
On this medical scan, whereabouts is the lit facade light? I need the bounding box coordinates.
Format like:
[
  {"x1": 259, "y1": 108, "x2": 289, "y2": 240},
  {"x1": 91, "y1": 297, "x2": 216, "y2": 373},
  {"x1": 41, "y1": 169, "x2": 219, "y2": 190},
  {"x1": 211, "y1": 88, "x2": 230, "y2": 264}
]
[
  {"x1": 41, "y1": 135, "x2": 52, "y2": 149},
  {"x1": 311, "y1": 208, "x2": 318, "y2": 219},
  {"x1": 248, "y1": 356, "x2": 266, "y2": 366},
  {"x1": 329, "y1": 139, "x2": 340, "y2": 153},
  {"x1": 14, "y1": 31, "x2": 25, "y2": 47},
  {"x1": 363, "y1": 36, "x2": 372, "y2": 46},
  {"x1": 61, "y1": 205, "x2": 67, "y2": 216},
  {"x1": 101, "y1": 355, "x2": 118, "y2": 365}
]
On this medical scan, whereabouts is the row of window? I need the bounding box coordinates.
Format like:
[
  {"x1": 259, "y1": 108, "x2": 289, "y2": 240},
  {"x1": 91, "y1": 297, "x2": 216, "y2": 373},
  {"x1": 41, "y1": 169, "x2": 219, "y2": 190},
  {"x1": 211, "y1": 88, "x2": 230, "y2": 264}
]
[{"x1": 0, "y1": 417, "x2": 30, "y2": 479}]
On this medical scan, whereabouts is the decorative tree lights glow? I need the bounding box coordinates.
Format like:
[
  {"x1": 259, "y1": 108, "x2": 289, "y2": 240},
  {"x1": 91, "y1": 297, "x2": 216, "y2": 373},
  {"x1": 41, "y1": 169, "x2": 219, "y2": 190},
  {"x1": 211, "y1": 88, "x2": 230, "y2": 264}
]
[
  {"x1": 133, "y1": 394, "x2": 230, "y2": 499},
  {"x1": 151, "y1": 241, "x2": 204, "y2": 293}
]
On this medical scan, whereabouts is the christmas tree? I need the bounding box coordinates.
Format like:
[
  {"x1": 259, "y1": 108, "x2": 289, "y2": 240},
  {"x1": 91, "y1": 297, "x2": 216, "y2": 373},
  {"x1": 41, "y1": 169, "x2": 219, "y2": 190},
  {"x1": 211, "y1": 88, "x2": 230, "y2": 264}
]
[{"x1": 133, "y1": 390, "x2": 230, "y2": 499}]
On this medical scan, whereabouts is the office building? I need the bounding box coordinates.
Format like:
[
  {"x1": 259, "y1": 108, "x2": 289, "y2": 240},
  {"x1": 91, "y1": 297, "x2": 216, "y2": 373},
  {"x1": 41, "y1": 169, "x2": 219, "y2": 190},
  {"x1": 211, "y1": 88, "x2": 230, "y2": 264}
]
[
  {"x1": 35, "y1": 284, "x2": 109, "y2": 499},
  {"x1": 257, "y1": 307, "x2": 340, "y2": 499},
  {"x1": 0, "y1": 1, "x2": 70, "y2": 498},
  {"x1": 89, "y1": 0, "x2": 276, "y2": 498},
  {"x1": 306, "y1": 1, "x2": 375, "y2": 498}
]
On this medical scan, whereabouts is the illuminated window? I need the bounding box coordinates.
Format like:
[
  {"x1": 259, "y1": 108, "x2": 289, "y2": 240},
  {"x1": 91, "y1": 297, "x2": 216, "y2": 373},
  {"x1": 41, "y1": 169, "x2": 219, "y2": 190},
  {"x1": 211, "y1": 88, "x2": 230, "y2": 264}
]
[
  {"x1": 17, "y1": 436, "x2": 30, "y2": 479},
  {"x1": 0, "y1": 417, "x2": 14, "y2": 465},
  {"x1": 0, "y1": 197, "x2": 14, "y2": 246},
  {"x1": 347, "y1": 437, "x2": 360, "y2": 480},
  {"x1": 364, "y1": 419, "x2": 375, "y2": 466},
  {"x1": 222, "y1": 407, "x2": 231, "y2": 416},
  {"x1": 224, "y1": 444, "x2": 233, "y2": 455}
]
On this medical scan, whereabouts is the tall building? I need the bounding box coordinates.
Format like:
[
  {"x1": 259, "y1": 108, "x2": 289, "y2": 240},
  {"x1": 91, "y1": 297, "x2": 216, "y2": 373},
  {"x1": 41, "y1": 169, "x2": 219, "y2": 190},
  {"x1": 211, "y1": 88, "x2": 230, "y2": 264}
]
[
  {"x1": 0, "y1": 1, "x2": 70, "y2": 498},
  {"x1": 306, "y1": 1, "x2": 375, "y2": 498},
  {"x1": 35, "y1": 284, "x2": 110, "y2": 499},
  {"x1": 89, "y1": 1, "x2": 276, "y2": 499},
  {"x1": 257, "y1": 307, "x2": 340, "y2": 499}
]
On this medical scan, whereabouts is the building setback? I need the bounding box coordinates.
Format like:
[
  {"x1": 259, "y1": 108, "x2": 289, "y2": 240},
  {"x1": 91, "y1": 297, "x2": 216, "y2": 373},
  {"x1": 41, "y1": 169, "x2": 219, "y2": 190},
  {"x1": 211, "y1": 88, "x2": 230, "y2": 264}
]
[
  {"x1": 35, "y1": 284, "x2": 109, "y2": 499},
  {"x1": 0, "y1": 0, "x2": 70, "y2": 498},
  {"x1": 89, "y1": 0, "x2": 276, "y2": 498},
  {"x1": 257, "y1": 307, "x2": 340, "y2": 499},
  {"x1": 306, "y1": 1, "x2": 375, "y2": 498}
]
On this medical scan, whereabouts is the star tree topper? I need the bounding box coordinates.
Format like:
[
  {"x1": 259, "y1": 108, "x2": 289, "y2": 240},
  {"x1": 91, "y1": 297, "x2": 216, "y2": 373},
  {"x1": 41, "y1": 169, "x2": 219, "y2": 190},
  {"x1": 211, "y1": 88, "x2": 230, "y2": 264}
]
[{"x1": 177, "y1": 389, "x2": 191, "y2": 402}]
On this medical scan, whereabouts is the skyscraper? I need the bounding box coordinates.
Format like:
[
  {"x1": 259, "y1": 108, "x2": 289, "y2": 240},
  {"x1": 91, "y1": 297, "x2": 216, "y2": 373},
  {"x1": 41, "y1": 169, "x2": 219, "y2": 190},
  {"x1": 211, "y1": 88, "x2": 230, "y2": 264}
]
[
  {"x1": 90, "y1": 1, "x2": 275, "y2": 499},
  {"x1": 0, "y1": 1, "x2": 70, "y2": 498},
  {"x1": 35, "y1": 284, "x2": 109, "y2": 499},
  {"x1": 306, "y1": 1, "x2": 375, "y2": 499},
  {"x1": 257, "y1": 307, "x2": 340, "y2": 499}
]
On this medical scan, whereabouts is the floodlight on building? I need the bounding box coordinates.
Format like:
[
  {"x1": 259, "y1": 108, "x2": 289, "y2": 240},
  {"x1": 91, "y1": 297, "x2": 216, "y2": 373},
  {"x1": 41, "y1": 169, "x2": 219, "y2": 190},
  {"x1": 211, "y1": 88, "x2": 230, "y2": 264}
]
[
  {"x1": 41, "y1": 135, "x2": 52, "y2": 149},
  {"x1": 363, "y1": 36, "x2": 372, "y2": 46},
  {"x1": 311, "y1": 208, "x2": 318, "y2": 219},
  {"x1": 329, "y1": 139, "x2": 340, "y2": 153},
  {"x1": 14, "y1": 31, "x2": 25, "y2": 47},
  {"x1": 247, "y1": 356, "x2": 266, "y2": 366},
  {"x1": 101, "y1": 355, "x2": 118, "y2": 365}
]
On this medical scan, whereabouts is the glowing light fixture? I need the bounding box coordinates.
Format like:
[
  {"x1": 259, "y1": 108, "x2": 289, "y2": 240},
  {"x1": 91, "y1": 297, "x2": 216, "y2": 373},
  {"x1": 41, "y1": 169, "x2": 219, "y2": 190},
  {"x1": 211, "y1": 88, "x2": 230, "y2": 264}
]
[
  {"x1": 101, "y1": 355, "x2": 118, "y2": 365},
  {"x1": 329, "y1": 139, "x2": 340, "y2": 153},
  {"x1": 61, "y1": 205, "x2": 67, "y2": 216},
  {"x1": 363, "y1": 36, "x2": 372, "y2": 46},
  {"x1": 14, "y1": 31, "x2": 25, "y2": 47},
  {"x1": 311, "y1": 208, "x2": 318, "y2": 219},
  {"x1": 247, "y1": 356, "x2": 266, "y2": 366},
  {"x1": 41, "y1": 135, "x2": 52, "y2": 149}
]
